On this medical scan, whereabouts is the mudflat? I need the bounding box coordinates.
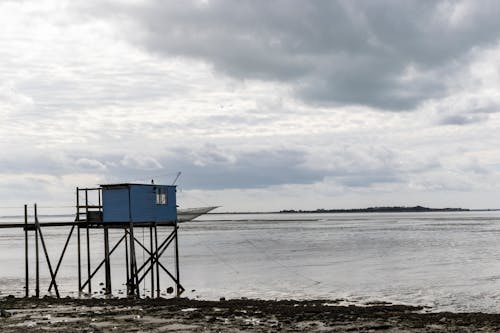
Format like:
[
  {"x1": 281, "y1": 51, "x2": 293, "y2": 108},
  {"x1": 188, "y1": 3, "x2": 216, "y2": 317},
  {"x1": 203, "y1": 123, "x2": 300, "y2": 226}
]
[{"x1": 1, "y1": 297, "x2": 500, "y2": 332}]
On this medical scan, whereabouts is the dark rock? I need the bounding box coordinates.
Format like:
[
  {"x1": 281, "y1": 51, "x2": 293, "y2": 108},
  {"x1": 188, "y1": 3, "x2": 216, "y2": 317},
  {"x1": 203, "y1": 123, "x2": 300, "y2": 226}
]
[
  {"x1": 367, "y1": 324, "x2": 392, "y2": 330},
  {"x1": 0, "y1": 309, "x2": 11, "y2": 317}
]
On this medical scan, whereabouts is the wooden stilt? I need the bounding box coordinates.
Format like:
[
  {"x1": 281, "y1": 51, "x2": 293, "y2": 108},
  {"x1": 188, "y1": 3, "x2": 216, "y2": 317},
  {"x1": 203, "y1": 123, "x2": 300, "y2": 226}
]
[
  {"x1": 35, "y1": 204, "x2": 61, "y2": 298},
  {"x1": 35, "y1": 204, "x2": 40, "y2": 298},
  {"x1": 133, "y1": 230, "x2": 182, "y2": 289},
  {"x1": 154, "y1": 223, "x2": 160, "y2": 298},
  {"x1": 80, "y1": 234, "x2": 125, "y2": 291},
  {"x1": 77, "y1": 226, "x2": 81, "y2": 293},
  {"x1": 86, "y1": 225, "x2": 91, "y2": 295},
  {"x1": 124, "y1": 227, "x2": 129, "y2": 295},
  {"x1": 104, "y1": 226, "x2": 111, "y2": 295},
  {"x1": 128, "y1": 222, "x2": 138, "y2": 297},
  {"x1": 174, "y1": 224, "x2": 180, "y2": 297},
  {"x1": 150, "y1": 225, "x2": 154, "y2": 298},
  {"x1": 49, "y1": 225, "x2": 75, "y2": 292},
  {"x1": 85, "y1": 190, "x2": 91, "y2": 295},
  {"x1": 24, "y1": 204, "x2": 29, "y2": 298},
  {"x1": 76, "y1": 188, "x2": 81, "y2": 293}
]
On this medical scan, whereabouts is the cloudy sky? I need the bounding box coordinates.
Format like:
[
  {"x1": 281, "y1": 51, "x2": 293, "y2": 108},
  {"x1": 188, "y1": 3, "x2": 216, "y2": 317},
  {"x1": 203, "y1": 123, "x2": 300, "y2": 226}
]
[{"x1": 1, "y1": 0, "x2": 500, "y2": 212}]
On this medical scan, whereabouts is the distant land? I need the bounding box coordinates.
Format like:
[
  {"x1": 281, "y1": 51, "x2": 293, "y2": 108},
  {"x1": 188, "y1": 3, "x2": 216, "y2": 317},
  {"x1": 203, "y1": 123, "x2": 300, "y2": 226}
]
[
  {"x1": 212, "y1": 205, "x2": 477, "y2": 214},
  {"x1": 280, "y1": 206, "x2": 469, "y2": 213}
]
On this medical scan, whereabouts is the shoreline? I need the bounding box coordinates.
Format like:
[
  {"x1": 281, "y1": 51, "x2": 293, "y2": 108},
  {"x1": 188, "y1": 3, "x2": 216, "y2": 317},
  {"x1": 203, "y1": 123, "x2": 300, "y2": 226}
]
[{"x1": 1, "y1": 297, "x2": 500, "y2": 332}]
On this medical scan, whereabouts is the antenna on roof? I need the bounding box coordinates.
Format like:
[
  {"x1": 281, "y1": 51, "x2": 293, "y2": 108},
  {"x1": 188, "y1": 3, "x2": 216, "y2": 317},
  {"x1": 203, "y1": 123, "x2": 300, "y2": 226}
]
[{"x1": 172, "y1": 172, "x2": 181, "y2": 185}]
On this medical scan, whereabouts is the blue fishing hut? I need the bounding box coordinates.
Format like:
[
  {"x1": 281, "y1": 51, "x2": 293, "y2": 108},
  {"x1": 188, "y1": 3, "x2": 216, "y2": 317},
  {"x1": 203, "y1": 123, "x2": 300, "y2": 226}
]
[
  {"x1": 100, "y1": 183, "x2": 177, "y2": 223},
  {"x1": 74, "y1": 182, "x2": 183, "y2": 299}
]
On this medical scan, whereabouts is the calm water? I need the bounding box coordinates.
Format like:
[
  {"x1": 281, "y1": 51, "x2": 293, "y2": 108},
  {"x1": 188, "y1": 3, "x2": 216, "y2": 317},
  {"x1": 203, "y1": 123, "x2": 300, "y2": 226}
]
[{"x1": 1, "y1": 211, "x2": 500, "y2": 312}]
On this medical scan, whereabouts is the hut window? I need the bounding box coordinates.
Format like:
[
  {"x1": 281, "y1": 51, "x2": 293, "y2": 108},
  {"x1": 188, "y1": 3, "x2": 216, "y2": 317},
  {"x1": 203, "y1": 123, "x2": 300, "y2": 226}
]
[{"x1": 156, "y1": 188, "x2": 167, "y2": 205}]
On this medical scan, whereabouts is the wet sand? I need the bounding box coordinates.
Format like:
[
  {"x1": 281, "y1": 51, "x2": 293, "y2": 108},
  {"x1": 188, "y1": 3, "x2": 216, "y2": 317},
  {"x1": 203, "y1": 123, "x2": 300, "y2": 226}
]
[{"x1": 1, "y1": 297, "x2": 500, "y2": 332}]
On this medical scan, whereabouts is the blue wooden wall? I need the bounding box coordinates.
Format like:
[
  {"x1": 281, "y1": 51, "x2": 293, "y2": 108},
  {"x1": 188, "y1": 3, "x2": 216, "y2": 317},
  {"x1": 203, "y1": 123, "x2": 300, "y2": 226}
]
[{"x1": 102, "y1": 184, "x2": 177, "y2": 223}]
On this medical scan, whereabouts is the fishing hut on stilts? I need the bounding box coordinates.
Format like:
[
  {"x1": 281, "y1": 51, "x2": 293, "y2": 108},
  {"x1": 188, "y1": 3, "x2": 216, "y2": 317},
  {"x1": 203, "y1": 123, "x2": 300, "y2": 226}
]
[{"x1": 2, "y1": 183, "x2": 184, "y2": 299}]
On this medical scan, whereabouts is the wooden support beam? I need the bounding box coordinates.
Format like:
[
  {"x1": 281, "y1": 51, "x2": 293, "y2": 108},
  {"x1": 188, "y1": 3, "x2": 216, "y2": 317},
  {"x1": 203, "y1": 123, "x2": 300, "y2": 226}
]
[
  {"x1": 80, "y1": 234, "x2": 125, "y2": 291},
  {"x1": 85, "y1": 190, "x2": 91, "y2": 295},
  {"x1": 49, "y1": 225, "x2": 75, "y2": 292},
  {"x1": 154, "y1": 223, "x2": 160, "y2": 298},
  {"x1": 35, "y1": 205, "x2": 40, "y2": 298},
  {"x1": 104, "y1": 226, "x2": 112, "y2": 295},
  {"x1": 35, "y1": 204, "x2": 60, "y2": 298},
  {"x1": 76, "y1": 188, "x2": 81, "y2": 294},
  {"x1": 150, "y1": 225, "x2": 154, "y2": 298},
  {"x1": 24, "y1": 204, "x2": 29, "y2": 298},
  {"x1": 174, "y1": 224, "x2": 181, "y2": 297},
  {"x1": 124, "y1": 227, "x2": 129, "y2": 295},
  {"x1": 126, "y1": 229, "x2": 175, "y2": 285}
]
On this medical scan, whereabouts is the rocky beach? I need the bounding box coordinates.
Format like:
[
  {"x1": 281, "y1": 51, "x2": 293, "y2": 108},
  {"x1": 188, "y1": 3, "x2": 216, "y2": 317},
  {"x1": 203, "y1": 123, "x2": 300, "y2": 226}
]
[{"x1": 1, "y1": 297, "x2": 500, "y2": 332}]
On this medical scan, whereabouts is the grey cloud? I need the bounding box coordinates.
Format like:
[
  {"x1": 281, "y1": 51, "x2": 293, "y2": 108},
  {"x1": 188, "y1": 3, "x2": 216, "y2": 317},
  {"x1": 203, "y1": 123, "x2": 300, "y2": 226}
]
[
  {"x1": 0, "y1": 143, "x2": 491, "y2": 196},
  {"x1": 439, "y1": 114, "x2": 488, "y2": 125},
  {"x1": 298, "y1": 65, "x2": 445, "y2": 110},
  {"x1": 95, "y1": 145, "x2": 407, "y2": 190},
  {"x1": 89, "y1": 0, "x2": 500, "y2": 111},
  {"x1": 0, "y1": 153, "x2": 110, "y2": 176},
  {"x1": 336, "y1": 171, "x2": 401, "y2": 188},
  {"x1": 437, "y1": 98, "x2": 499, "y2": 125},
  {"x1": 166, "y1": 148, "x2": 324, "y2": 189},
  {"x1": 0, "y1": 154, "x2": 66, "y2": 175},
  {"x1": 62, "y1": 147, "x2": 324, "y2": 190}
]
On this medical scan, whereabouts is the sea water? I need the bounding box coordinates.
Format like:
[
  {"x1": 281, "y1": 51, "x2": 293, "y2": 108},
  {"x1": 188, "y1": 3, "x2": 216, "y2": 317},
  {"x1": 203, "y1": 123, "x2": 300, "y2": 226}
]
[{"x1": 1, "y1": 211, "x2": 500, "y2": 312}]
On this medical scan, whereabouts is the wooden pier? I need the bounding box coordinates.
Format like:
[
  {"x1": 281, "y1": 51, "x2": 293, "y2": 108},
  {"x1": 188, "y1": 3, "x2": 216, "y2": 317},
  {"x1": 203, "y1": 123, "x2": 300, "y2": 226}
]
[{"x1": 1, "y1": 185, "x2": 184, "y2": 299}]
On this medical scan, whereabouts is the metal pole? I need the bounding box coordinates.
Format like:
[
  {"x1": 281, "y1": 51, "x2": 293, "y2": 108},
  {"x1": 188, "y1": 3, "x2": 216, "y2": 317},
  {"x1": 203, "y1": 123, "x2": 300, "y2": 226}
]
[{"x1": 24, "y1": 204, "x2": 29, "y2": 298}]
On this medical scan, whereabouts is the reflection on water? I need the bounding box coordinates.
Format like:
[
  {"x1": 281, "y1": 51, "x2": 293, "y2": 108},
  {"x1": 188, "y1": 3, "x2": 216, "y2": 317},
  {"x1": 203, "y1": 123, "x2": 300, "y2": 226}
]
[{"x1": 1, "y1": 211, "x2": 500, "y2": 312}]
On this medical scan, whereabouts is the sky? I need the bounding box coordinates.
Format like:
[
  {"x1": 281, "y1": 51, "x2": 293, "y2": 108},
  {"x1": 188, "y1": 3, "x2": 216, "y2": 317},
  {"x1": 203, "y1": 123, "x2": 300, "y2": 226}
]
[{"x1": 1, "y1": 0, "x2": 500, "y2": 212}]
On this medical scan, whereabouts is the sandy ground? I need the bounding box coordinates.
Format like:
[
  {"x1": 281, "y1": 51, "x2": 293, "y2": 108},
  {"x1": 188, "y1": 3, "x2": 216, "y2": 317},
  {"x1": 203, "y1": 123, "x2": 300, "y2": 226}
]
[{"x1": 1, "y1": 297, "x2": 500, "y2": 332}]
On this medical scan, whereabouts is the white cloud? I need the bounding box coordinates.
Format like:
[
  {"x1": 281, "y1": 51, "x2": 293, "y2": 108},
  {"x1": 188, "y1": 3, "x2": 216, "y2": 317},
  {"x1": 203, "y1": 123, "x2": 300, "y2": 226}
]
[
  {"x1": 76, "y1": 158, "x2": 107, "y2": 171},
  {"x1": 121, "y1": 155, "x2": 163, "y2": 170}
]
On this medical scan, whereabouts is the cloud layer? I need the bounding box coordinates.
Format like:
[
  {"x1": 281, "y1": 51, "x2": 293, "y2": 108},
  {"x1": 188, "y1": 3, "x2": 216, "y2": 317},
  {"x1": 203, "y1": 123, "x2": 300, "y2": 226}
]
[
  {"x1": 105, "y1": 0, "x2": 500, "y2": 110},
  {"x1": 1, "y1": 0, "x2": 500, "y2": 211}
]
